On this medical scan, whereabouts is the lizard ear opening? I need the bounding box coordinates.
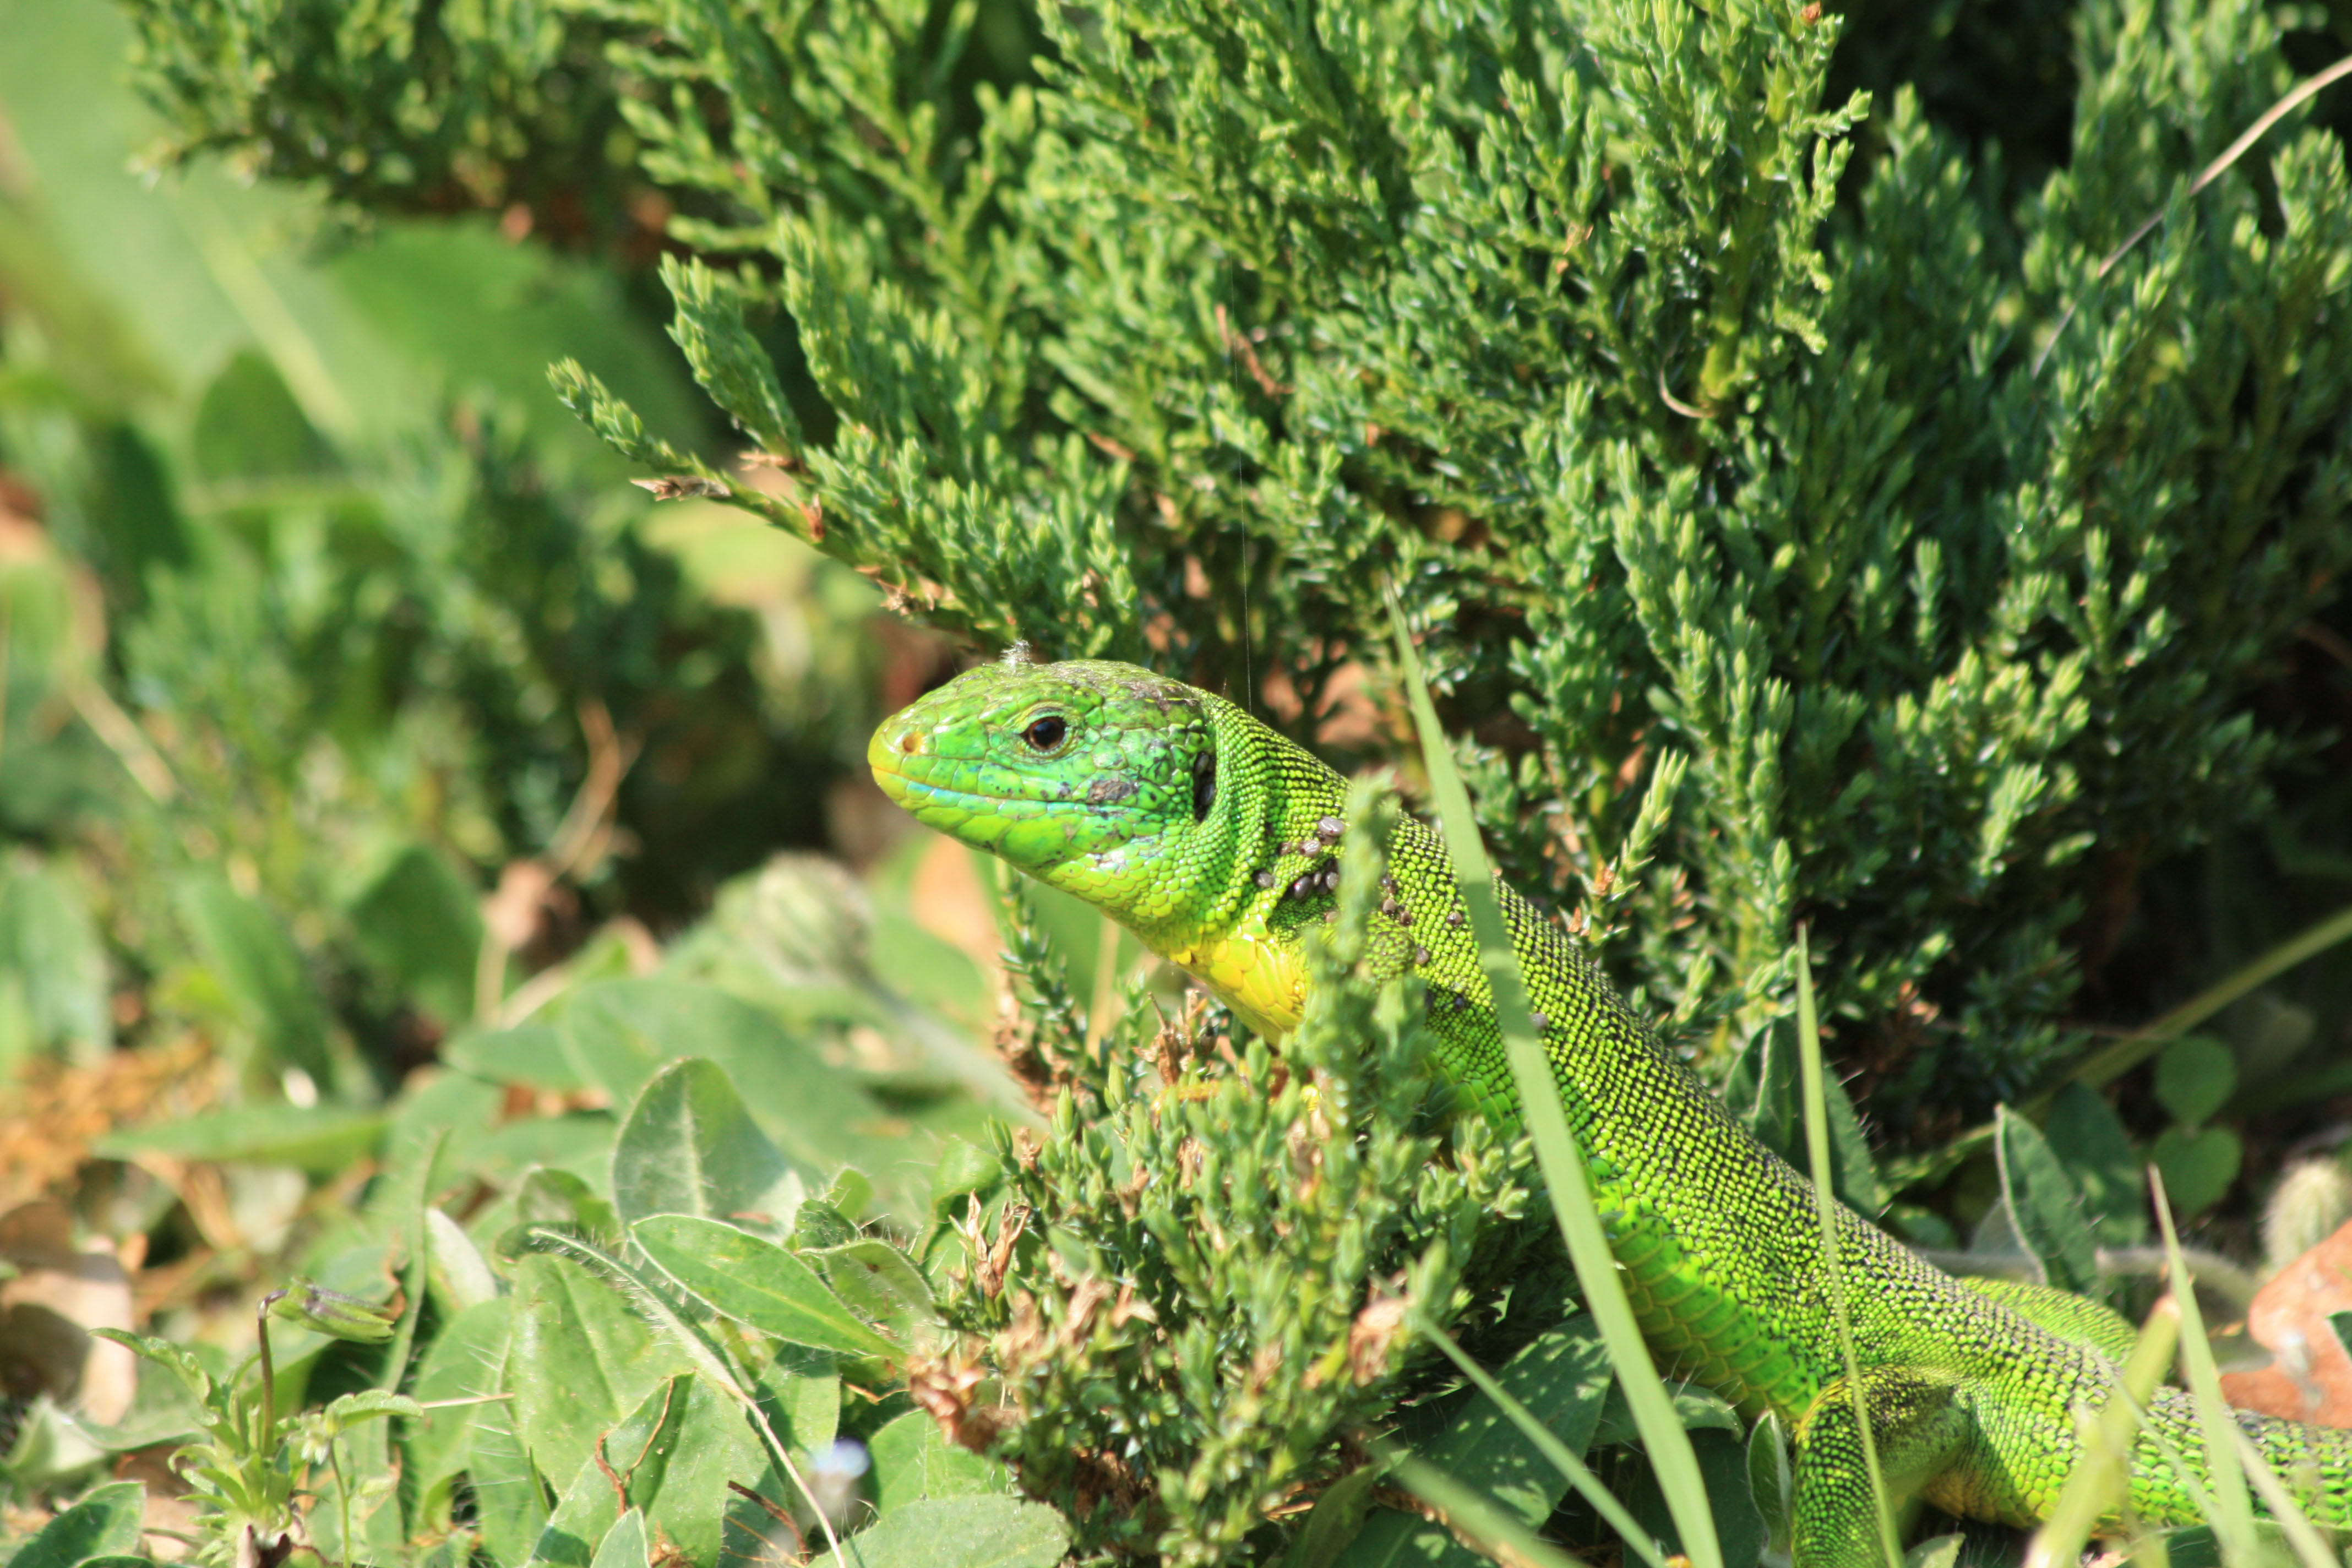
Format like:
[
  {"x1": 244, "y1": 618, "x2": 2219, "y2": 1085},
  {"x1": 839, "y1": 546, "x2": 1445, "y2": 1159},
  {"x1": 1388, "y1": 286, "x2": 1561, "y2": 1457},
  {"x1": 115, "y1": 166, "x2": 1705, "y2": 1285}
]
[{"x1": 1191, "y1": 750, "x2": 1217, "y2": 824}]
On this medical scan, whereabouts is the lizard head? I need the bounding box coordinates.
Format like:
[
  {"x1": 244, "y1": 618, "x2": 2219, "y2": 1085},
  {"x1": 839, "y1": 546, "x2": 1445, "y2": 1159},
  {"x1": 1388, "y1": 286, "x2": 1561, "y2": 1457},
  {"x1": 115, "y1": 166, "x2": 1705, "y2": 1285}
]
[{"x1": 868, "y1": 654, "x2": 1224, "y2": 923}]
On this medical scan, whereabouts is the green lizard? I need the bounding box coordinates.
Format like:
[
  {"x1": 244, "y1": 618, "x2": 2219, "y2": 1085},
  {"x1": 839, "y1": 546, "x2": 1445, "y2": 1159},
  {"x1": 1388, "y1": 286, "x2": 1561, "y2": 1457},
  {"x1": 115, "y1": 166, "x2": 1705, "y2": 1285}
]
[{"x1": 868, "y1": 652, "x2": 2352, "y2": 1566}]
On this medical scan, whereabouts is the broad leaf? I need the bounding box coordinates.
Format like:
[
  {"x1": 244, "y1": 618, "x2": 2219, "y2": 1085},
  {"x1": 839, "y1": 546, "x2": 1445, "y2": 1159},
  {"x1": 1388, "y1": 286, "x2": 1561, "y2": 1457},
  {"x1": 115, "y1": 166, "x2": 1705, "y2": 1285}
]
[
  {"x1": 426, "y1": 1206, "x2": 502, "y2": 1313},
  {"x1": 811, "y1": 1239, "x2": 937, "y2": 1338},
  {"x1": 467, "y1": 1379, "x2": 547, "y2": 1568},
  {"x1": 1995, "y1": 1106, "x2": 2100, "y2": 1295},
  {"x1": 508, "y1": 1253, "x2": 696, "y2": 1487},
  {"x1": 1343, "y1": 1314, "x2": 1614, "y2": 1566},
  {"x1": 612, "y1": 1059, "x2": 809, "y2": 1231},
  {"x1": 406, "y1": 1298, "x2": 514, "y2": 1523},
  {"x1": 0, "y1": 861, "x2": 108, "y2": 1061},
  {"x1": 348, "y1": 841, "x2": 482, "y2": 1026},
  {"x1": 2153, "y1": 1037, "x2": 2236, "y2": 1128},
  {"x1": 558, "y1": 978, "x2": 888, "y2": 1173},
  {"x1": 632, "y1": 1215, "x2": 899, "y2": 1359},
  {"x1": 9, "y1": 1480, "x2": 145, "y2": 1568},
  {"x1": 869, "y1": 1409, "x2": 1009, "y2": 1513},
  {"x1": 2150, "y1": 1126, "x2": 2244, "y2": 1221},
  {"x1": 2044, "y1": 1084, "x2": 2146, "y2": 1248},
  {"x1": 173, "y1": 874, "x2": 329, "y2": 1076},
  {"x1": 444, "y1": 1025, "x2": 587, "y2": 1093},
  {"x1": 814, "y1": 1495, "x2": 1068, "y2": 1568},
  {"x1": 587, "y1": 1511, "x2": 647, "y2": 1568},
  {"x1": 94, "y1": 1104, "x2": 385, "y2": 1173}
]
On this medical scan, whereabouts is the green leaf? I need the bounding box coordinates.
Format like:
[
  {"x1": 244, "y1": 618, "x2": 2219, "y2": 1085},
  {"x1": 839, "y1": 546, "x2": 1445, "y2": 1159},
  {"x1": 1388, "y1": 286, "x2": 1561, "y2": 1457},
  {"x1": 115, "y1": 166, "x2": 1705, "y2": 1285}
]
[
  {"x1": 2150, "y1": 1126, "x2": 2244, "y2": 1219},
  {"x1": 1904, "y1": 1534, "x2": 1964, "y2": 1568},
  {"x1": 92, "y1": 1104, "x2": 386, "y2": 1173},
  {"x1": 516, "y1": 1168, "x2": 619, "y2": 1236},
  {"x1": 754, "y1": 1344, "x2": 839, "y2": 1459},
  {"x1": 508, "y1": 1253, "x2": 697, "y2": 1488},
  {"x1": 388, "y1": 1072, "x2": 507, "y2": 1190},
  {"x1": 172, "y1": 874, "x2": 331, "y2": 1076},
  {"x1": 1281, "y1": 1462, "x2": 1382, "y2": 1568},
  {"x1": 2154, "y1": 1036, "x2": 2237, "y2": 1128},
  {"x1": 2043, "y1": 1084, "x2": 2147, "y2": 1248},
  {"x1": 588, "y1": 1511, "x2": 647, "y2": 1568},
  {"x1": 0, "y1": 861, "x2": 109, "y2": 1061},
  {"x1": 558, "y1": 979, "x2": 888, "y2": 1174},
  {"x1": 1723, "y1": 1021, "x2": 1798, "y2": 1161},
  {"x1": 633, "y1": 1374, "x2": 781, "y2": 1565},
  {"x1": 868, "y1": 1409, "x2": 1009, "y2": 1513},
  {"x1": 527, "y1": 1379, "x2": 688, "y2": 1568},
  {"x1": 813, "y1": 1496, "x2": 1069, "y2": 1568},
  {"x1": 1381, "y1": 1455, "x2": 1582, "y2": 1568},
  {"x1": 188, "y1": 350, "x2": 335, "y2": 478},
  {"x1": 1820, "y1": 1065, "x2": 1888, "y2": 1219},
  {"x1": 611, "y1": 1058, "x2": 810, "y2": 1231},
  {"x1": 330, "y1": 220, "x2": 705, "y2": 478},
  {"x1": 1727, "y1": 1018, "x2": 1881, "y2": 1214},
  {"x1": 471, "y1": 1117, "x2": 617, "y2": 1189},
  {"x1": 1344, "y1": 1314, "x2": 1614, "y2": 1565},
  {"x1": 443, "y1": 1025, "x2": 587, "y2": 1093},
  {"x1": 85, "y1": 1330, "x2": 213, "y2": 1406},
  {"x1": 928, "y1": 1137, "x2": 1003, "y2": 1215},
  {"x1": 1624, "y1": 1429, "x2": 1765, "y2": 1568},
  {"x1": 1994, "y1": 1106, "x2": 2101, "y2": 1295},
  {"x1": 467, "y1": 1376, "x2": 548, "y2": 1568},
  {"x1": 406, "y1": 1298, "x2": 514, "y2": 1516},
  {"x1": 348, "y1": 842, "x2": 483, "y2": 1026},
  {"x1": 73, "y1": 1334, "x2": 217, "y2": 1453},
  {"x1": 426, "y1": 1205, "x2": 502, "y2": 1313},
  {"x1": 1746, "y1": 1412, "x2": 1792, "y2": 1563},
  {"x1": 528, "y1": 1453, "x2": 621, "y2": 1568},
  {"x1": 810, "y1": 1239, "x2": 937, "y2": 1339},
  {"x1": 1589, "y1": 1382, "x2": 1743, "y2": 1449},
  {"x1": 9, "y1": 1480, "x2": 146, "y2": 1568},
  {"x1": 632, "y1": 1215, "x2": 900, "y2": 1359}
]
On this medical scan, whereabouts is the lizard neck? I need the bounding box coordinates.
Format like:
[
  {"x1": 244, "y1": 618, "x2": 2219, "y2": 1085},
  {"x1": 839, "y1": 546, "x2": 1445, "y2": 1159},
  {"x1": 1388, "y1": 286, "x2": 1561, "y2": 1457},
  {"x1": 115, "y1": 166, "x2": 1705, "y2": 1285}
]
[{"x1": 1108, "y1": 696, "x2": 1351, "y2": 1037}]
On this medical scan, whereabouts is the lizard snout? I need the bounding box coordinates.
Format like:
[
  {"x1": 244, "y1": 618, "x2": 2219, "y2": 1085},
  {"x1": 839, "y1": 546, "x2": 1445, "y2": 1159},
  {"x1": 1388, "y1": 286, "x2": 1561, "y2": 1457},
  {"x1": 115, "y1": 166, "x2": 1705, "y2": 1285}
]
[{"x1": 865, "y1": 712, "x2": 929, "y2": 804}]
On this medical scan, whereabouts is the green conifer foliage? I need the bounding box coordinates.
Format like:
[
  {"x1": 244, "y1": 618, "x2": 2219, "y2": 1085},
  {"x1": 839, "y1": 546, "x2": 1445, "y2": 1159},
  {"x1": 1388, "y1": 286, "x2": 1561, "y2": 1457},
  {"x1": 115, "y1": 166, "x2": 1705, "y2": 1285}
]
[
  {"x1": 557, "y1": 0, "x2": 2352, "y2": 1114},
  {"x1": 126, "y1": 0, "x2": 2352, "y2": 1107}
]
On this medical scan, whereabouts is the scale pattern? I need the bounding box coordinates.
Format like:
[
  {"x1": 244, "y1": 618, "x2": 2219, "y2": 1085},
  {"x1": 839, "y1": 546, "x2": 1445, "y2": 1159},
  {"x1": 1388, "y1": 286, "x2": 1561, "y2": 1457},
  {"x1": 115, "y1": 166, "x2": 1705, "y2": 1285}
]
[{"x1": 869, "y1": 657, "x2": 2352, "y2": 1565}]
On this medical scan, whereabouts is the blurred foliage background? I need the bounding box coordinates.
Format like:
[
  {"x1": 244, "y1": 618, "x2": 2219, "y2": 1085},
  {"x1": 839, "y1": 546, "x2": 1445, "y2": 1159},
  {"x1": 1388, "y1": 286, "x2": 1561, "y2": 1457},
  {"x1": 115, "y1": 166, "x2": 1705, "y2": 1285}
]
[{"x1": 1, "y1": 0, "x2": 2350, "y2": 1564}]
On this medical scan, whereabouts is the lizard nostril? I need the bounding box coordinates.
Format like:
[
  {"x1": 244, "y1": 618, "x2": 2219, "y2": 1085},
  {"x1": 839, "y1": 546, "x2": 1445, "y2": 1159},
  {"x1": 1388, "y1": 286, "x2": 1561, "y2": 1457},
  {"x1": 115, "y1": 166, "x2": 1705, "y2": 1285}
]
[{"x1": 897, "y1": 731, "x2": 923, "y2": 757}]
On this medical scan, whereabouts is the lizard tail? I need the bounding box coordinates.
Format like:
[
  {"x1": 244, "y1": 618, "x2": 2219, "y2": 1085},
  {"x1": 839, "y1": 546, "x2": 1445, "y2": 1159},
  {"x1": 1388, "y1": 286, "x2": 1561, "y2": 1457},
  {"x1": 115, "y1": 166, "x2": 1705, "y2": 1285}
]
[
  {"x1": 2130, "y1": 1389, "x2": 2352, "y2": 1527},
  {"x1": 2244, "y1": 1403, "x2": 2352, "y2": 1527}
]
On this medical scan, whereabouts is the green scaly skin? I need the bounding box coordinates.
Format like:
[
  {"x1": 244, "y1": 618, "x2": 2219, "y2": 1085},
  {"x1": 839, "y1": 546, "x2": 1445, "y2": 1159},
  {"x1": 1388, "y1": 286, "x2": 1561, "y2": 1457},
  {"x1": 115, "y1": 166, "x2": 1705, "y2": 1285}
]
[{"x1": 870, "y1": 656, "x2": 2352, "y2": 1566}]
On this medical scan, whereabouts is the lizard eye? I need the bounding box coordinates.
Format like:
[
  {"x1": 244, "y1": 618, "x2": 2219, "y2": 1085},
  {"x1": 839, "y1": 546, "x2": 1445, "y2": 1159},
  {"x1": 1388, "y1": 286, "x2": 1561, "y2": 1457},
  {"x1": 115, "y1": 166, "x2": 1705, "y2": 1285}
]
[{"x1": 1021, "y1": 715, "x2": 1068, "y2": 753}]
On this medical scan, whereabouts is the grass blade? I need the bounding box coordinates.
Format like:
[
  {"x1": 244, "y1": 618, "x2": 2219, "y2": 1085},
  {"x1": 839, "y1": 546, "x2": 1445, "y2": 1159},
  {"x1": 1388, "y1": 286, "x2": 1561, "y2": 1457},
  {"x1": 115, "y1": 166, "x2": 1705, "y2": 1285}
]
[
  {"x1": 1793, "y1": 930, "x2": 1903, "y2": 1568},
  {"x1": 1415, "y1": 1314, "x2": 1671, "y2": 1568},
  {"x1": 2149, "y1": 1167, "x2": 2259, "y2": 1559},
  {"x1": 1386, "y1": 590, "x2": 1725, "y2": 1568}
]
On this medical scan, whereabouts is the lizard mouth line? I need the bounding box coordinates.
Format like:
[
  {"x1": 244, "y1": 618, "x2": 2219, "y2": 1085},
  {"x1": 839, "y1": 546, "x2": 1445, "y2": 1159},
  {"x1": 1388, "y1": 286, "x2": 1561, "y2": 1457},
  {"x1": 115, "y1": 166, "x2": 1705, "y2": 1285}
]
[{"x1": 865, "y1": 755, "x2": 1030, "y2": 817}]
